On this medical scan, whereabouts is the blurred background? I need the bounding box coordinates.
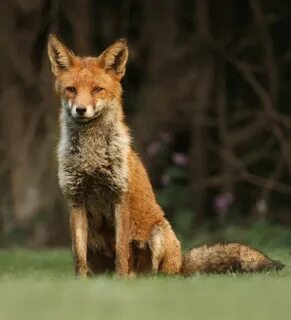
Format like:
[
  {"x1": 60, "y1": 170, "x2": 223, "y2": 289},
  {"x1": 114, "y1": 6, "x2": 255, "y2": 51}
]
[{"x1": 1, "y1": 0, "x2": 291, "y2": 248}]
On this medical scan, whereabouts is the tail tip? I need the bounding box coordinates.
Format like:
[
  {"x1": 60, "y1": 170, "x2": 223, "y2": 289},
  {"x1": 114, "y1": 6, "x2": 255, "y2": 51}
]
[
  {"x1": 263, "y1": 259, "x2": 285, "y2": 271},
  {"x1": 272, "y1": 260, "x2": 285, "y2": 271}
]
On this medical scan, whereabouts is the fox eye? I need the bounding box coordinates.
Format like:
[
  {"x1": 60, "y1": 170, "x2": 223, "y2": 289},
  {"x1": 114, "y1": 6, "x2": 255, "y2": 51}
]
[
  {"x1": 66, "y1": 86, "x2": 77, "y2": 94},
  {"x1": 92, "y1": 87, "x2": 103, "y2": 94}
]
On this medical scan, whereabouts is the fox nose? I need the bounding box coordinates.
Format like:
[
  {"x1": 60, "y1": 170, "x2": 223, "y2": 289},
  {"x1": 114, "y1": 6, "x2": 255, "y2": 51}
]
[{"x1": 76, "y1": 106, "x2": 87, "y2": 116}]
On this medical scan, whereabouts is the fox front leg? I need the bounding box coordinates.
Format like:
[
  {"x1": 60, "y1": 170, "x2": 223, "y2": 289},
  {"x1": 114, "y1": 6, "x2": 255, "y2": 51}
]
[
  {"x1": 115, "y1": 199, "x2": 130, "y2": 277},
  {"x1": 70, "y1": 206, "x2": 88, "y2": 278}
]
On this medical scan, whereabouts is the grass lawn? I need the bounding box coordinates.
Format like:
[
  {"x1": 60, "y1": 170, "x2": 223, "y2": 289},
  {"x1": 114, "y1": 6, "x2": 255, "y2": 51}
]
[{"x1": 0, "y1": 248, "x2": 290, "y2": 320}]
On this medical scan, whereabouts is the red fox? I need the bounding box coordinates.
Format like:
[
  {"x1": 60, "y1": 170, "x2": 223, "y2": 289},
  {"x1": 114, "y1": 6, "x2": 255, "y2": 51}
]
[{"x1": 47, "y1": 35, "x2": 284, "y2": 277}]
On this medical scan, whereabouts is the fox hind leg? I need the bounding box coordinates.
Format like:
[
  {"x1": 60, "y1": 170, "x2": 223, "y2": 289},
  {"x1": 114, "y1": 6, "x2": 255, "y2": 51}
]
[{"x1": 148, "y1": 226, "x2": 165, "y2": 274}]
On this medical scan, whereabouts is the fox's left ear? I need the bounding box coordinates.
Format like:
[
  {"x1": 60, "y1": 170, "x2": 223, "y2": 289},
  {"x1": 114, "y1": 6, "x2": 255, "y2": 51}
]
[
  {"x1": 98, "y1": 39, "x2": 128, "y2": 80},
  {"x1": 47, "y1": 34, "x2": 76, "y2": 75}
]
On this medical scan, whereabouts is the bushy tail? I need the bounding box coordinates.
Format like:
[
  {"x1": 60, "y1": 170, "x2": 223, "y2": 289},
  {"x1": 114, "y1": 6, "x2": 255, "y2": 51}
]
[{"x1": 181, "y1": 243, "x2": 285, "y2": 275}]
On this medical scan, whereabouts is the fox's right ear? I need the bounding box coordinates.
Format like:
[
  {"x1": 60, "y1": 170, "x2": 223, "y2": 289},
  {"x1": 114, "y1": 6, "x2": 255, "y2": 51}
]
[
  {"x1": 98, "y1": 39, "x2": 128, "y2": 80},
  {"x1": 47, "y1": 34, "x2": 76, "y2": 75}
]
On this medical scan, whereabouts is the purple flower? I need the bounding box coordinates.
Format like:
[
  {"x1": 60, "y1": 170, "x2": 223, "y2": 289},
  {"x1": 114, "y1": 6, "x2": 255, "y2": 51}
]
[
  {"x1": 172, "y1": 152, "x2": 189, "y2": 166},
  {"x1": 214, "y1": 192, "x2": 234, "y2": 214},
  {"x1": 146, "y1": 141, "x2": 161, "y2": 157}
]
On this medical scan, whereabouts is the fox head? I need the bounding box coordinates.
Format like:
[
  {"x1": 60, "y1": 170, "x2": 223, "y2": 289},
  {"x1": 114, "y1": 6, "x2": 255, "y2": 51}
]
[{"x1": 47, "y1": 34, "x2": 128, "y2": 122}]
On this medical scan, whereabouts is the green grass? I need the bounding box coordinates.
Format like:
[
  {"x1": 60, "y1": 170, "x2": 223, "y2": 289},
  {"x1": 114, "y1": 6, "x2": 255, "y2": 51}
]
[{"x1": 0, "y1": 248, "x2": 290, "y2": 320}]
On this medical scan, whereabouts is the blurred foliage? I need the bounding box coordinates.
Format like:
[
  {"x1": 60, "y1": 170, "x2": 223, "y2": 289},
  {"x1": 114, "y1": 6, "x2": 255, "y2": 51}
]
[{"x1": 182, "y1": 222, "x2": 291, "y2": 251}]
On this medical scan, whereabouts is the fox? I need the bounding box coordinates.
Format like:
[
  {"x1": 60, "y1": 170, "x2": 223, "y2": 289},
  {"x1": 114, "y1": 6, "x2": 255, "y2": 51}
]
[
  {"x1": 47, "y1": 34, "x2": 284, "y2": 277},
  {"x1": 48, "y1": 34, "x2": 181, "y2": 277}
]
